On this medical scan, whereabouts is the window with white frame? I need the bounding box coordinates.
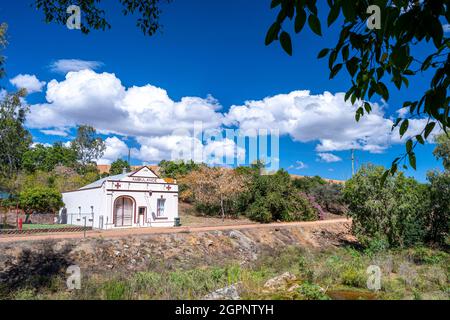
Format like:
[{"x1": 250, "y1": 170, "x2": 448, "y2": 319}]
[{"x1": 156, "y1": 198, "x2": 166, "y2": 217}]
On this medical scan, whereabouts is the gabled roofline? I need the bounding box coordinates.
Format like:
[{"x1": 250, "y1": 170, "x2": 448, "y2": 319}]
[
  {"x1": 128, "y1": 165, "x2": 160, "y2": 178},
  {"x1": 62, "y1": 185, "x2": 103, "y2": 194}
]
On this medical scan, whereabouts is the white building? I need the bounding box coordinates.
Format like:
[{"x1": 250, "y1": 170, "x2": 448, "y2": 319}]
[{"x1": 59, "y1": 166, "x2": 178, "y2": 229}]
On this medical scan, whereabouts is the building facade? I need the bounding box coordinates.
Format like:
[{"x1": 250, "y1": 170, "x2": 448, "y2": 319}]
[{"x1": 60, "y1": 166, "x2": 178, "y2": 229}]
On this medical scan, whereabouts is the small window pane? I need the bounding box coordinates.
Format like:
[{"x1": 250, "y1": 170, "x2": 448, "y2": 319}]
[{"x1": 157, "y1": 199, "x2": 166, "y2": 217}]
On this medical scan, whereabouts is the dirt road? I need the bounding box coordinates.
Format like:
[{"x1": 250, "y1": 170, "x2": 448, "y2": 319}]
[{"x1": 0, "y1": 218, "x2": 350, "y2": 243}]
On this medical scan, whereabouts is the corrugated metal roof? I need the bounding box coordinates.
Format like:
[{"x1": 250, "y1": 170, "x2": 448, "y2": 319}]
[{"x1": 79, "y1": 173, "x2": 130, "y2": 190}]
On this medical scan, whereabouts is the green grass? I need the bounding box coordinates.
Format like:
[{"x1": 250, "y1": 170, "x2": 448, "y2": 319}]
[
  {"x1": 21, "y1": 224, "x2": 74, "y2": 230},
  {"x1": 2, "y1": 246, "x2": 448, "y2": 300}
]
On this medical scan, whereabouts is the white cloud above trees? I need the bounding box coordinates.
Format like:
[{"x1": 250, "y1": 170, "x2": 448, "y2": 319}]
[
  {"x1": 317, "y1": 153, "x2": 342, "y2": 163},
  {"x1": 10, "y1": 74, "x2": 46, "y2": 93},
  {"x1": 25, "y1": 70, "x2": 440, "y2": 165},
  {"x1": 49, "y1": 59, "x2": 104, "y2": 73},
  {"x1": 224, "y1": 90, "x2": 440, "y2": 154}
]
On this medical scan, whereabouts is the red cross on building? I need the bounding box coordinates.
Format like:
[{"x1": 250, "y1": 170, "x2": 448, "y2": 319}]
[
  {"x1": 165, "y1": 185, "x2": 172, "y2": 191},
  {"x1": 114, "y1": 182, "x2": 121, "y2": 189}
]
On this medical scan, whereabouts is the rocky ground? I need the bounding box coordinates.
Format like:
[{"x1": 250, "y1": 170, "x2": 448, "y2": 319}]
[
  {"x1": 0, "y1": 220, "x2": 353, "y2": 282},
  {"x1": 0, "y1": 219, "x2": 447, "y2": 300}
]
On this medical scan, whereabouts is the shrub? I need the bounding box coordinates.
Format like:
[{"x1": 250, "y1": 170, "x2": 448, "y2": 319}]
[
  {"x1": 241, "y1": 170, "x2": 317, "y2": 223},
  {"x1": 19, "y1": 186, "x2": 64, "y2": 214},
  {"x1": 340, "y1": 266, "x2": 366, "y2": 288},
  {"x1": 292, "y1": 176, "x2": 326, "y2": 193},
  {"x1": 158, "y1": 160, "x2": 200, "y2": 179},
  {"x1": 297, "y1": 282, "x2": 330, "y2": 300},
  {"x1": 343, "y1": 164, "x2": 428, "y2": 248}
]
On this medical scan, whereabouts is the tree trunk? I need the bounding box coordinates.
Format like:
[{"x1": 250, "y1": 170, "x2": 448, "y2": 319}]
[{"x1": 220, "y1": 196, "x2": 225, "y2": 222}]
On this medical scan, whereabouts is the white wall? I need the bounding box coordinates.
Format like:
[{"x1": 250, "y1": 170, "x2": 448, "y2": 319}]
[
  {"x1": 109, "y1": 191, "x2": 178, "y2": 228},
  {"x1": 61, "y1": 187, "x2": 106, "y2": 228},
  {"x1": 61, "y1": 179, "x2": 179, "y2": 230}
]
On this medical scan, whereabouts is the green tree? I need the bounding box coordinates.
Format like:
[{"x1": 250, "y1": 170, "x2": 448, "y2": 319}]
[
  {"x1": 0, "y1": 90, "x2": 32, "y2": 179},
  {"x1": 426, "y1": 171, "x2": 450, "y2": 245},
  {"x1": 158, "y1": 160, "x2": 200, "y2": 178},
  {"x1": 433, "y1": 134, "x2": 450, "y2": 171},
  {"x1": 266, "y1": 0, "x2": 448, "y2": 174},
  {"x1": 33, "y1": 0, "x2": 170, "y2": 36},
  {"x1": 0, "y1": 23, "x2": 7, "y2": 78},
  {"x1": 110, "y1": 159, "x2": 131, "y2": 175},
  {"x1": 71, "y1": 125, "x2": 106, "y2": 169},
  {"x1": 21, "y1": 142, "x2": 77, "y2": 172},
  {"x1": 19, "y1": 186, "x2": 64, "y2": 214},
  {"x1": 240, "y1": 169, "x2": 317, "y2": 223},
  {"x1": 343, "y1": 164, "x2": 429, "y2": 247},
  {"x1": 292, "y1": 176, "x2": 326, "y2": 193}
]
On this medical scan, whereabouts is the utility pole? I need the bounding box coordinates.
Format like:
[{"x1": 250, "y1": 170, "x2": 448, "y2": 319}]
[{"x1": 351, "y1": 149, "x2": 355, "y2": 176}]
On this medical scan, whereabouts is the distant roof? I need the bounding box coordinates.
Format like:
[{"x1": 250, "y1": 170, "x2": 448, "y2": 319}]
[
  {"x1": 97, "y1": 164, "x2": 159, "y2": 174},
  {"x1": 79, "y1": 172, "x2": 129, "y2": 190}
]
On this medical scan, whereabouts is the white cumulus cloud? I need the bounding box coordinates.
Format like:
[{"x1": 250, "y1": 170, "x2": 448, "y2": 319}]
[
  {"x1": 97, "y1": 136, "x2": 129, "y2": 165},
  {"x1": 49, "y1": 59, "x2": 103, "y2": 73},
  {"x1": 317, "y1": 153, "x2": 342, "y2": 163},
  {"x1": 40, "y1": 128, "x2": 70, "y2": 137},
  {"x1": 289, "y1": 161, "x2": 308, "y2": 170},
  {"x1": 26, "y1": 70, "x2": 441, "y2": 165},
  {"x1": 224, "y1": 90, "x2": 440, "y2": 154},
  {"x1": 27, "y1": 69, "x2": 223, "y2": 137},
  {"x1": 10, "y1": 74, "x2": 46, "y2": 93}
]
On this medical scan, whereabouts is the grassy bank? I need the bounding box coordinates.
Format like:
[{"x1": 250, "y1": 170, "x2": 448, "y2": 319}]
[{"x1": 2, "y1": 245, "x2": 448, "y2": 300}]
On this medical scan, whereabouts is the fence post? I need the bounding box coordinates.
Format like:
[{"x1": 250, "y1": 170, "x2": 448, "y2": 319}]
[{"x1": 83, "y1": 216, "x2": 87, "y2": 238}]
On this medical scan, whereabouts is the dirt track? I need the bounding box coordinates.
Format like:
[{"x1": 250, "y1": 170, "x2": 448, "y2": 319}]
[{"x1": 0, "y1": 218, "x2": 350, "y2": 243}]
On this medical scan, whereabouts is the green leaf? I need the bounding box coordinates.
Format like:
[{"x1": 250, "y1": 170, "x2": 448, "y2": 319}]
[
  {"x1": 327, "y1": 3, "x2": 340, "y2": 26},
  {"x1": 406, "y1": 139, "x2": 413, "y2": 153},
  {"x1": 295, "y1": 8, "x2": 307, "y2": 33},
  {"x1": 424, "y1": 122, "x2": 436, "y2": 139},
  {"x1": 341, "y1": 0, "x2": 356, "y2": 21},
  {"x1": 399, "y1": 119, "x2": 409, "y2": 137},
  {"x1": 330, "y1": 63, "x2": 342, "y2": 79},
  {"x1": 346, "y1": 57, "x2": 358, "y2": 77},
  {"x1": 342, "y1": 45, "x2": 349, "y2": 61},
  {"x1": 355, "y1": 107, "x2": 363, "y2": 122},
  {"x1": 279, "y1": 31, "x2": 292, "y2": 56},
  {"x1": 270, "y1": 0, "x2": 281, "y2": 9},
  {"x1": 415, "y1": 135, "x2": 425, "y2": 145},
  {"x1": 408, "y1": 152, "x2": 417, "y2": 170},
  {"x1": 265, "y1": 22, "x2": 280, "y2": 46},
  {"x1": 317, "y1": 48, "x2": 329, "y2": 59},
  {"x1": 308, "y1": 14, "x2": 322, "y2": 36},
  {"x1": 364, "y1": 102, "x2": 372, "y2": 113},
  {"x1": 380, "y1": 169, "x2": 389, "y2": 187},
  {"x1": 377, "y1": 82, "x2": 389, "y2": 101}
]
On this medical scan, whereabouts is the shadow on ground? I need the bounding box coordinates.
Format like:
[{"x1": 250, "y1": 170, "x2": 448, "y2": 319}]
[{"x1": 0, "y1": 241, "x2": 74, "y2": 298}]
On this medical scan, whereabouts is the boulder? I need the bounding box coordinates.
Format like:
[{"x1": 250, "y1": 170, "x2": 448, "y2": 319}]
[
  {"x1": 263, "y1": 272, "x2": 297, "y2": 291},
  {"x1": 204, "y1": 284, "x2": 240, "y2": 300}
]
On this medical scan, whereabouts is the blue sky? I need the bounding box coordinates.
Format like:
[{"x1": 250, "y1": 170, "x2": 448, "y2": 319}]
[{"x1": 0, "y1": 1, "x2": 445, "y2": 181}]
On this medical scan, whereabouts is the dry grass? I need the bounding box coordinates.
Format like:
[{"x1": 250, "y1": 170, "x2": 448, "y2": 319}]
[{"x1": 179, "y1": 202, "x2": 256, "y2": 227}]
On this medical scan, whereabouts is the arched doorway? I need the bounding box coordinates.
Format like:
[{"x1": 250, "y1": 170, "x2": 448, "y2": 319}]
[{"x1": 114, "y1": 196, "x2": 134, "y2": 227}]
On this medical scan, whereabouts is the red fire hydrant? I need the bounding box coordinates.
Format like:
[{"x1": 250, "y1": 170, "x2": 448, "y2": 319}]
[{"x1": 18, "y1": 218, "x2": 23, "y2": 231}]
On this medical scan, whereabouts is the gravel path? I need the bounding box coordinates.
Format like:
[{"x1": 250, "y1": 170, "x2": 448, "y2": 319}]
[{"x1": 0, "y1": 218, "x2": 350, "y2": 243}]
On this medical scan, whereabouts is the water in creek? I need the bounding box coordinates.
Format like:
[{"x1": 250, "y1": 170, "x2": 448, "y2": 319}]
[{"x1": 327, "y1": 289, "x2": 378, "y2": 300}]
